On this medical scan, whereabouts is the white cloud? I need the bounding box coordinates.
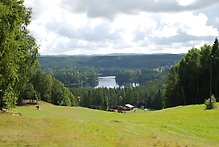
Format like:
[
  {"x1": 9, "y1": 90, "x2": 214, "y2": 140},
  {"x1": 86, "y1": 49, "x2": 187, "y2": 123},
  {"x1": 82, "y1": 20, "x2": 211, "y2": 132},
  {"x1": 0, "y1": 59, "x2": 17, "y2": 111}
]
[
  {"x1": 62, "y1": 0, "x2": 219, "y2": 18},
  {"x1": 215, "y1": 17, "x2": 219, "y2": 24},
  {"x1": 151, "y1": 26, "x2": 178, "y2": 38},
  {"x1": 24, "y1": 0, "x2": 219, "y2": 55},
  {"x1": 159, "y1": 12, "x2": 218, "y2": 37},
  {"x1": 176, "y1": 0, "x2": 197, "y2": 6}
]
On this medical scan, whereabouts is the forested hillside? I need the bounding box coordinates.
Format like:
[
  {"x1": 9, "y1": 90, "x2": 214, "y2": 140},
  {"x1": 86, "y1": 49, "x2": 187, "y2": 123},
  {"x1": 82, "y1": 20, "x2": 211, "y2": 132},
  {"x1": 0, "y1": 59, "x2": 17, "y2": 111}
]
[
  {"x1": 38, "y1": 40, "x2": 219, "y2": 110},
  {"x1": 39, "y1": 54, "x2": 183, "y2": 70},
  {"x1": 39, "y1": 54, "x2": 183, "y2": 87}
]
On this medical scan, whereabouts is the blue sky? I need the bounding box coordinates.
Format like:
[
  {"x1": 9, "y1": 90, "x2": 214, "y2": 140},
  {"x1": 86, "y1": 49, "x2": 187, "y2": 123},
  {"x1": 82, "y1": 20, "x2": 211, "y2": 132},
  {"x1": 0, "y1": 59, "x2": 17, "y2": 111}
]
[{"x1": 25, "y1": 0, "x2": 219, "y2": 55}]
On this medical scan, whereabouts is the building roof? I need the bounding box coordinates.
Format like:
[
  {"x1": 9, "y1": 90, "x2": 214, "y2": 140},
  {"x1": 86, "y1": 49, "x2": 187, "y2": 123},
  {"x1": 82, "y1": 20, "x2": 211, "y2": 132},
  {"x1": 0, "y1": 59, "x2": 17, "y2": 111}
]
[{"x1": 125, "y1": 104, "x2": 134, "y2": 108}]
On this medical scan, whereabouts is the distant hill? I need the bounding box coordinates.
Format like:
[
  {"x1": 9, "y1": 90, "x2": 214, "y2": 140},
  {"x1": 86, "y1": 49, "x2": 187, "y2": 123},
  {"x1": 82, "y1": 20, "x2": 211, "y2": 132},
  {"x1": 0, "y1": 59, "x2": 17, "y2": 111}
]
[{"x1": 39, "y1": 54, "x2": 184, "y2": 70}]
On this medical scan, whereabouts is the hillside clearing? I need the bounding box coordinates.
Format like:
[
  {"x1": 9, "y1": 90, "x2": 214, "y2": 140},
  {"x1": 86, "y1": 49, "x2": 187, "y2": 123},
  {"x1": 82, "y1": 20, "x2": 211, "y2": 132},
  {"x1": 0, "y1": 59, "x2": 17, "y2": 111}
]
[{"x1": 0, "y1": 102, "x2": 219, "y2": 147}]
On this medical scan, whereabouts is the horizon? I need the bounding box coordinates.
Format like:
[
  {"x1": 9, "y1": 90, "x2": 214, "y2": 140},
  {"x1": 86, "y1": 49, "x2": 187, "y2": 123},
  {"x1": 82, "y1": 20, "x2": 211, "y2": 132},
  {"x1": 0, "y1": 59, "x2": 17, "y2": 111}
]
[{"x1": 38, "y1": 52, "x2": 186, "y2": 57}]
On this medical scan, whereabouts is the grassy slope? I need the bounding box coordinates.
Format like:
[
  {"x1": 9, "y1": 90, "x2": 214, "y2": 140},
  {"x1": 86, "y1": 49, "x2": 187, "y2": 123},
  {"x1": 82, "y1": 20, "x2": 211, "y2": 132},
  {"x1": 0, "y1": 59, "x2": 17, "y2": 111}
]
[{"x1": 0, "y1": 102, "x2": 219, "y2": 147}]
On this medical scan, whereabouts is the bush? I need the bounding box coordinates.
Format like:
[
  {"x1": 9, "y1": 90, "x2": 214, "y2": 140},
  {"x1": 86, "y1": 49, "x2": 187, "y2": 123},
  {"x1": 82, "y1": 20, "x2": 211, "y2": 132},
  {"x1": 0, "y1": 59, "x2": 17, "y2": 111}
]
[{"x1": 205, "y1": 95, "x2": 217, "y2": 109}]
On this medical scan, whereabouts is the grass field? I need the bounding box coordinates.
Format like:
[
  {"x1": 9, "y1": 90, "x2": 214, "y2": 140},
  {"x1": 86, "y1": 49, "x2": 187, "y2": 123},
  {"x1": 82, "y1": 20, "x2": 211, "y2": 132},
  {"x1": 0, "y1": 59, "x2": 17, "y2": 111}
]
[{"x1": 0, "y1": 102, "x2": 219, "y2": 147}]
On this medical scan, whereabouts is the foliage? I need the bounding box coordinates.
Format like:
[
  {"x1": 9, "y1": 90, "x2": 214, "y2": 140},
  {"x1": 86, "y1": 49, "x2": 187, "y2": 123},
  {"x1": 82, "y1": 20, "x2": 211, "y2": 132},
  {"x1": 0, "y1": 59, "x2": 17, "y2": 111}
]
[
  {"x1": 205, "y1": 95, "x2": 217, "y2": 109},
  {"x1": 39, "y1": 54, "x2": 183, "y2": 70},
  {"x1": 30, "y1": 71, "x2": 75, "y2": 106},
  {"x1": 164, "y1": 64, "x2": 183, "y2": 107},
  {"x1": 165, "y1": 39, "x2": 219, "y2": 107},
  {"x1": 0, "y1": 0, "x2": 73, "y2": 108},
  {"x1": 39, "y1": 54, "x2": 182, "y2": 88},
  {"x1": 0, "y1": 0, "x2": 39, "y2": 109},
  {"x1": 51, "y1": 69, "x2": 98, "y2": 88},
  {"x1": 72, "y1": 78, "x2": 164, "y2": 110}
]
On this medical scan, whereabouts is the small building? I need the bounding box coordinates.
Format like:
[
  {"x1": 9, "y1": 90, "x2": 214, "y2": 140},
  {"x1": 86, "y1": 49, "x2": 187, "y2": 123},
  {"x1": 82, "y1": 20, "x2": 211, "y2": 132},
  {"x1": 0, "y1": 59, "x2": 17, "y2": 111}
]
[{"x1": 125, "y1": 104, "x2": 134, "y2": 110}]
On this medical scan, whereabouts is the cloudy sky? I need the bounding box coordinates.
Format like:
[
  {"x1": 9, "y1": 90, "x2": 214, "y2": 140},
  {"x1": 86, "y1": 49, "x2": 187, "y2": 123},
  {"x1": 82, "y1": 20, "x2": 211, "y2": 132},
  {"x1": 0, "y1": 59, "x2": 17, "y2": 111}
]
[{"x1": 24, "y1": 0, "x2": 219, "y2": 55}]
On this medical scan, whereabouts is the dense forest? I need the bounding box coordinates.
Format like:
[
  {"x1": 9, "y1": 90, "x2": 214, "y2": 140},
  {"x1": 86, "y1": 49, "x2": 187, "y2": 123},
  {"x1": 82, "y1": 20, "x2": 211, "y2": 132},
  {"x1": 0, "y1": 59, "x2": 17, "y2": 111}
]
[
  {"x1": 69, "y1": 40, "x2": 219, "y2": 110},
  {"x1": 72, "y1": 79, "x2": 164, "y2": 110},
  {"x1": 39, "y1": 54, "x2": 183, "y2": 70},
  {"x1": 38, "y1": 54, "x2": 183, "y2": 110},
  {"x1": 39, "y1": 54, "x2": 183, "y2": 110},
  {"x1": 165, "y1": 39, "x2": 219, "y2": 107},
  {"x1": 39, "y1": 54, "x2": 183, "y2": 87}
]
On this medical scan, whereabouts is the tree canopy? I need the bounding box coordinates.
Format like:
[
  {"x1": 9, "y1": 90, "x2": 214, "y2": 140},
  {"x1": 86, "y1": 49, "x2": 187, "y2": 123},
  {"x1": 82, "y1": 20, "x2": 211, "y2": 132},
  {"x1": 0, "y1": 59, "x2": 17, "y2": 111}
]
[
  {"x1": 165, "y1": 39, "x2": 219, "y2": 107},
  {"x1": 0, "y1": 0, "x2": 39, "y2": 109}
]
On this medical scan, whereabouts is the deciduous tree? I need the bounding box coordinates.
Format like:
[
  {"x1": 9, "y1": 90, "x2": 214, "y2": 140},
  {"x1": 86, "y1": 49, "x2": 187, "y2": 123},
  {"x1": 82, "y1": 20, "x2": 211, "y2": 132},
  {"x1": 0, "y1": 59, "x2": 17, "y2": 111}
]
[{"x1": 0, "y1": 0, "x2": 38, "y2": 109}]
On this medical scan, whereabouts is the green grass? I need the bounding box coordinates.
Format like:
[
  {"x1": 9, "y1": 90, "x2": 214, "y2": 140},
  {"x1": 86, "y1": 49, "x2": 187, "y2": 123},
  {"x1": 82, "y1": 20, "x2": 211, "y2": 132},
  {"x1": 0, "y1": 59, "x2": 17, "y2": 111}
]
[{"x1": 1, "y1": 102, "x2": 219, "y2": 147}]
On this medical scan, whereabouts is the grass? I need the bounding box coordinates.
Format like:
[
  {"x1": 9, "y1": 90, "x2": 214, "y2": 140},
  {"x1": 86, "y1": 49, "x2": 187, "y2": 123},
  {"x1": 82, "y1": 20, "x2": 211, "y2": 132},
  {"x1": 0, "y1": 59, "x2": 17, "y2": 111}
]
[{"x1": 0, "y1": 102, "x2": 219, "y2": 146}]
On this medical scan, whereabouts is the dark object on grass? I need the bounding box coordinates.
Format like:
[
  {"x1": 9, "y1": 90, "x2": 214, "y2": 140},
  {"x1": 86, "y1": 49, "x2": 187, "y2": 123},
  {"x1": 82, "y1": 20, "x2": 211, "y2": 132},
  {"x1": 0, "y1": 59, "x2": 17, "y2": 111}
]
[{"x1": 36, "y1": 105, "x2": 40, "y2": 110}]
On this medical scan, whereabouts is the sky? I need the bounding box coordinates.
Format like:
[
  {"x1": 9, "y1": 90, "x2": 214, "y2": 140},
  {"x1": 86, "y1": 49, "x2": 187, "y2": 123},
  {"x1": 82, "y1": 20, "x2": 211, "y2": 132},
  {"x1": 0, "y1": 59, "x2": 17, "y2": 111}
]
[{"x1": 24, "y1": 0, "x2": 219, "y2": 55}]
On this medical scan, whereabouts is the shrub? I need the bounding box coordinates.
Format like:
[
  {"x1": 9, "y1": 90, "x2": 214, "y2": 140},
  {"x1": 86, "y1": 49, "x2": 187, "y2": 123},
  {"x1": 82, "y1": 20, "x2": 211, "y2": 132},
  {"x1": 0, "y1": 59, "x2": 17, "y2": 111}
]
[{"x1": 205, "y1": 95, "x2": 217, "y2": 109}]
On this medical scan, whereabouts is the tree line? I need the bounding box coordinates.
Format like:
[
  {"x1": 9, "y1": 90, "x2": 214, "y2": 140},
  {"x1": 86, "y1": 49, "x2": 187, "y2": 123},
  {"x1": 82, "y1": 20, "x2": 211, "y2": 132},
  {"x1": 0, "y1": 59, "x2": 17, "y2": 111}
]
[
  {"x1": 165, "y1": 39, "x2": 219, "y2": 107},
  {"x1": 52, "y1": 69, "x2": 98, "y2": 88},
  {"x1": 71, "y1": 79, "x2": 164, "y2": 110},
  {"x1": 0, "y1": 0, "x2": 75, "y2": 110},
  {"x1": 39, "y1": 54, "x2": 183, "y2": 70},
  {"x1": 50, "y1": 67, "x2": 166, "y2": 88},
  {"x1": 39, "y1": 54, "x2": 181, "y2": 88},
  {"x1": 19, "y1": 71, "x2": 75, "y2": 106}
]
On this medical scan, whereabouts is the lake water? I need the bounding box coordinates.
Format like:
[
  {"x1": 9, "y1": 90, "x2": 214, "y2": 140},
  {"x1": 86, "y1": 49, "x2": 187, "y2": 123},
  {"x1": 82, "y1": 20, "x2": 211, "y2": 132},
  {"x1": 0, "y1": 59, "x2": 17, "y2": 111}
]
[
  {"x1": 95, "y1": 76, "x2": 139, "y2": 88},
  {"x1": 95, "y1": 76, "x2": 119, "y2": 88}
]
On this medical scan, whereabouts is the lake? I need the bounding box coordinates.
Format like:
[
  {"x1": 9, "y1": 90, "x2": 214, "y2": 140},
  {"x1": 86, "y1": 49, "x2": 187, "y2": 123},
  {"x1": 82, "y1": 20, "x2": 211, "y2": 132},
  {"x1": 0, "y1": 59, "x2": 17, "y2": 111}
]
[
  {"x1": 95, "y1": 76, "x2": 139, "y2": 88},
  {"x1": 95, "y1": 76, "x2": 119, "y2": 88}
]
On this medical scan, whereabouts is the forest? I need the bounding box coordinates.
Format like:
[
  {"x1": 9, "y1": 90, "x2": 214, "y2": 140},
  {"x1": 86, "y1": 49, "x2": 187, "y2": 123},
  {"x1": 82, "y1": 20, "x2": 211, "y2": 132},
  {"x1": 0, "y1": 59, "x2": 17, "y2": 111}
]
[
  {"x1": 36, "y1": 39, "x2": 219, "y2": 110},
  {"x1": 165, "y1": 39, "x2": 219, "y2": 107},
  {"x1": 39, "y1": 54, "x2": 182, "y2": 110},
  {"x1": 39, "y1": 54, "x2": 183, "y2": 87},
  {"x1": 38, "y1": 40, "x2": 219, "y2": 110},
  {"x1": 0, "y1": 0, "x2": 218, "y2": 111}
]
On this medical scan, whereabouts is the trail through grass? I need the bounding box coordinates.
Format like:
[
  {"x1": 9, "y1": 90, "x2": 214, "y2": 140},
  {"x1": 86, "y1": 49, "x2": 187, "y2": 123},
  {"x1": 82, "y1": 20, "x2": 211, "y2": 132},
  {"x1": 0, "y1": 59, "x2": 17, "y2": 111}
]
[{"x1": 0, "y1": 102, "x2": 219, "y2": 146}]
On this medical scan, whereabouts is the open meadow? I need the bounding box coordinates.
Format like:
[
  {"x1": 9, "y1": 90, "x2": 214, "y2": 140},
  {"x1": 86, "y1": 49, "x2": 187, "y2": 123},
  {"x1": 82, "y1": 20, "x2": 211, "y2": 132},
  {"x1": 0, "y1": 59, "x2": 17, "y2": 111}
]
[{"x1": 0, "y1": 102, "x2": 219, "y2": 147}]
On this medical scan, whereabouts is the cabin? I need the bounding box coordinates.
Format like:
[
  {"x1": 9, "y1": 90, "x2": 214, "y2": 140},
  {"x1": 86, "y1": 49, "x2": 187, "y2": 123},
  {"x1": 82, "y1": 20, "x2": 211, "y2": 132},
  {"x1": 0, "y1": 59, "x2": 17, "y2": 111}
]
[{"x1": 116, "y1": 104, "x2": 134, "y2": 113}]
